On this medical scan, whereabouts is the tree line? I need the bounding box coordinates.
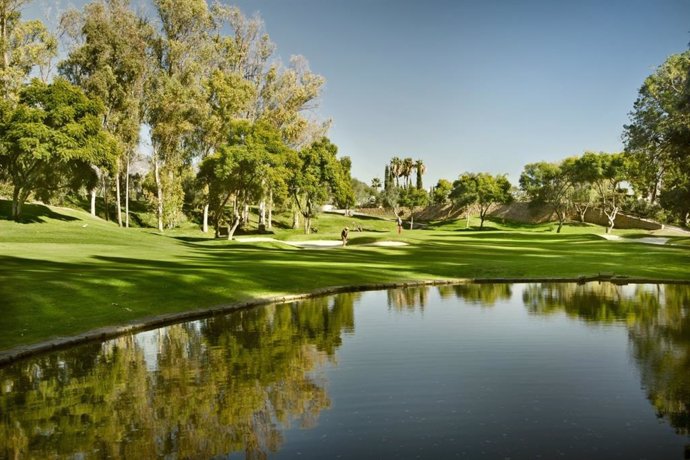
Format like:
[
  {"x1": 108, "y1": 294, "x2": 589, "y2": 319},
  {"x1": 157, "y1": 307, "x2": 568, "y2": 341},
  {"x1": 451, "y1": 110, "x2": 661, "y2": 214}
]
[
  {"x1": 371, "y1": 48, "x2": 690, "y2": 231},
  {"x1": 1, "y1": 1, "x2": 688, "y2": 233},
  {"x1": 0, "y1": 0, "x2": 353, "y2": 233}
]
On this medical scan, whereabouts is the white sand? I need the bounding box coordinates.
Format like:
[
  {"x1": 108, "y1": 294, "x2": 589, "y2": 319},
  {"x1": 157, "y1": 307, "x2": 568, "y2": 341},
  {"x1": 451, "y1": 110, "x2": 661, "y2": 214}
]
[
  {"x1": 597, "y1": 234, "x2": 670, "y2": 245},
  {"x1": 233, "y1": 237, "x2": 408, "y2": 248}
]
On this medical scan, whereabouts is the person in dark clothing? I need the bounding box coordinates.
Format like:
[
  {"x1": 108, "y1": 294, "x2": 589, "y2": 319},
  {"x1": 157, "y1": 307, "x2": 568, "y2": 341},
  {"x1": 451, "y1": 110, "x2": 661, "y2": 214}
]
[{"x1": 341, "y1": 227, "x2": 349, "y2": 246}]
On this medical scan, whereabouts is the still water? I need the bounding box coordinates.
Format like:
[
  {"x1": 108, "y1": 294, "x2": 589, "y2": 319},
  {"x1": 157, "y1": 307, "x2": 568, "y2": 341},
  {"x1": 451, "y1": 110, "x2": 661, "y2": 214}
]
[{"x1": 1, "y1": 282, "x2": 689, "y2": 459}]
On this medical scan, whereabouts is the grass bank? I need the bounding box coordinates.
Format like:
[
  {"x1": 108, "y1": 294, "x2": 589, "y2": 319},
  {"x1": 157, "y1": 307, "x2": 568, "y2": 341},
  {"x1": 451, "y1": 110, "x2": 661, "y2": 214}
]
[{"x1": 1, "y1": 201, "x2": 689, "y2": 352}]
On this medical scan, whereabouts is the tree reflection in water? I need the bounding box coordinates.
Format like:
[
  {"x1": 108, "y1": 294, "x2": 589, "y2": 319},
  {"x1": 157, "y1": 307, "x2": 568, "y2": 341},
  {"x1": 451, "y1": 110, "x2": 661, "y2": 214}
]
[
  {"x1": 0, "y1": 292, "x2": 359, "y2": 459},
  {"x1": 1, "y1": 283, "x2": 689, "y2": 457},
  {"x1": 522, "y1": 282, "x2": 690, "y2": 436}
]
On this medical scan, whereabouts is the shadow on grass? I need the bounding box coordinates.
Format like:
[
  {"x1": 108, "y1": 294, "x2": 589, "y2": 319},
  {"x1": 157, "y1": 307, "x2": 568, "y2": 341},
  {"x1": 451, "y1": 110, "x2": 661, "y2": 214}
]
[
  {"x1": 0, "y1": 201, "x2": 79, "y2": 224},
  {"x1": 1, "y1": 229, "x2": 689, "y2": 351}
]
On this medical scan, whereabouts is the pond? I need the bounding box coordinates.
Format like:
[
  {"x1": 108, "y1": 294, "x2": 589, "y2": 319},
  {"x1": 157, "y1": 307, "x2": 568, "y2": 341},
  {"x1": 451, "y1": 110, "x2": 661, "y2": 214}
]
[{"x1": 1, "y1": 282, "x2": 689, "y2": 459}]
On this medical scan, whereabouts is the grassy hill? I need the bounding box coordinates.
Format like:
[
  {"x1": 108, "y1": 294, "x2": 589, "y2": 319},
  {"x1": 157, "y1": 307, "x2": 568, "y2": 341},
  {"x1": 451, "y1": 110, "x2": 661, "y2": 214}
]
[{"x1": 1, "y1": 200, "x2": 689, "y2": 352}]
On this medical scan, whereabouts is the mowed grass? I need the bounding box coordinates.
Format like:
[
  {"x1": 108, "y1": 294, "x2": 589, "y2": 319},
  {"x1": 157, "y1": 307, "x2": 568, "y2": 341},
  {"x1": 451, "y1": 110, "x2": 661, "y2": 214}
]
[{"x1": 1, "y1": 200, "x2": 689, "y2": 351}]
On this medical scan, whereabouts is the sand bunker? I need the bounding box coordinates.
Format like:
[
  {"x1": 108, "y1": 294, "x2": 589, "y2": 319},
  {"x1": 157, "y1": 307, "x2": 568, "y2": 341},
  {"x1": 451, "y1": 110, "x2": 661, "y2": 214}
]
[
  {"x1": 597, "y1": 234, "x2": 670, "y2": 245},
  {"x1": 234, "y1": 237, "x2": 408, "y2": 248}
]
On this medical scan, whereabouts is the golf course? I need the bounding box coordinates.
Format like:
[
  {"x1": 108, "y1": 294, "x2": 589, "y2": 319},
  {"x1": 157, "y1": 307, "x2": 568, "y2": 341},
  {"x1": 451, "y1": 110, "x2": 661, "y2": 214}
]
[{"x1": 1, "y1": 199, "x2": 688, "y2": 354}]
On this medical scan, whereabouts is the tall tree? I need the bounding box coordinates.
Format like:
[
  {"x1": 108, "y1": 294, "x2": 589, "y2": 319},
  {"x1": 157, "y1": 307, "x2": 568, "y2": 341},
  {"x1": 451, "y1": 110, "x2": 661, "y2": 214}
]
[
  {"x1": 431, "y1": 178, "x2": 452, "y2": 205},
  {"x1": 59, "y1": 0, "x2": 152, "y2": 226},
  {"x1": 402, "y1": 157, "x2": 414, "y2": 188},
  {"x1": 414, "y1": 159, "x2": 426, "y2": 190},
  {"x1": 370, "y1": 177, "x2": 382, "y2": 193},
  {"x1": 198, "y1": 124, "x2": 269, "y2": 239},
  {"x1": 0, "y1": 0, "x2": 56, "y2": 100},
  {"x1": 257, "y1": 55, "x2": 327, "y2": 148},
  {"x1": 0, "y1": 78, "x2": 116, "y2": 219},
  {"x1": 519, "y1": 161, "x2": 572, "y2": 233},
  {"x1": 623, "y1": 50, "x2": 690, "y2": 225},
  {"x1": 450, "y1": 172, "x2": 512, "y2": 229},
  {"x1": 572, "y1": 151, "x2": 627, "y2": 233},
  {"x1": 389, "y1": 157, "x2": 402, "y2": 188},
  {"x1": 191, "y1": 3, "x2": 270, "y2": 232},
  {"x1": 287, "y1": 137, "x2": 351, "y2": 234}
]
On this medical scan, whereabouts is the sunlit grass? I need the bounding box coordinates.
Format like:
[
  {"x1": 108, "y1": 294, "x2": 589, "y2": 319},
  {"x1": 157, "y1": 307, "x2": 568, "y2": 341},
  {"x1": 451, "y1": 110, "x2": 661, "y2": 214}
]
[{"x1": 0, "y1": 200, "x2": 689, "y2": 351}]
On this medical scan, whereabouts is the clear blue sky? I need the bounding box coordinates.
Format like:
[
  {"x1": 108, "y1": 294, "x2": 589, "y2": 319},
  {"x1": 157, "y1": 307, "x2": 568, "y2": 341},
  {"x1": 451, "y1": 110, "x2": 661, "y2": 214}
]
[{"x1": 26, "y1": 0, "x2": 690, "y2": 187}]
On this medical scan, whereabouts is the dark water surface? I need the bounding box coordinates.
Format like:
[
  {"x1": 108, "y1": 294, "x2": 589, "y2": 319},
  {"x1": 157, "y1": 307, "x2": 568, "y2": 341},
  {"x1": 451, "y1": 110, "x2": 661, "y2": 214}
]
[{"x1": 1, "y1": 282, "x2": 689, "y2": 459}]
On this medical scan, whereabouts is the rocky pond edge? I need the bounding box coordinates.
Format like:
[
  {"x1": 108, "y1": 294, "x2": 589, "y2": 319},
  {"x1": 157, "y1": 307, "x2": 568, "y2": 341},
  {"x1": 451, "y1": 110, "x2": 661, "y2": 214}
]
[{"x1": 2, "y1": 274, "x2": 690, "y2": 367}]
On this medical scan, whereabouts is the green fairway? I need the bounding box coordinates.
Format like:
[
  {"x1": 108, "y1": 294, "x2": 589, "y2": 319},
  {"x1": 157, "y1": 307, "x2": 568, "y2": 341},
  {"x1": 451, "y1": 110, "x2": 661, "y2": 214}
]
[{"x1": 1, "y1": 200, "x2": 689, "y2": 352}]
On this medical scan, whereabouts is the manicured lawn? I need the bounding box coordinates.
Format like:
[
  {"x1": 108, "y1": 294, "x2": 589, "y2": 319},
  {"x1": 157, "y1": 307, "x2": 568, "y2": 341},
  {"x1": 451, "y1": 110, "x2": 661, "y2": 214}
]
[{"x1": 1, "y1": 200, "x2": 689, "y2": 351}]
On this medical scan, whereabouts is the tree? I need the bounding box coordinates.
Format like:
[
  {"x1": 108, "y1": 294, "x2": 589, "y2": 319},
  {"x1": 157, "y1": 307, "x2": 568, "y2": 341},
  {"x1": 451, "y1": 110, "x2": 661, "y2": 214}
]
[
  {"x1": 0, "y1": 78, "x2": 116, "y2": 219},
  {"x1": 623, "y1": 50, "x2": 690, "y2": 224},
  {"x1": 402, "y1": 157, "x2": 414, "y2": 188},
  {"x1": 197, "y1": 121, "x2": 276, "y2": 239},
  {"x1": 257, "y1": 55, "x2": 327, "y2": 149},
  {"x1": 0, "y1": 0, "x2": 56, "y2": 100},
  {"x1": 431, "y1": 178, "x2": 452, "y2": 205},
  {"x1": 370, "y1": 177, "x2": 381, "y2": 191},
  {"x1": 450, "y1": 172, "x2": 512, "y2": 229},
  {"x1": 389, "y1": 157, "x2": 402, "y2": 188},
  {"x1": 191, "y1": 3, "x2": 268, "y2": 232},
  {"x1": 287, "y1": 137, "x2": 351, "y2": 234},
  {"x1": 414, "y1": 159, "x2": 426, "y2": 190},
  {"x1": 146, "y1": 0, "x2": 214, "y2": 231},
  {"x1": 519, "y1": 161, "x2": 572, "y2": 233},
  {"x1": 572, "y1": 151, "x2": 627, "y2": 233},
  {"x1": 59, "y1": 0, "x2": 152, "y2": 227}
]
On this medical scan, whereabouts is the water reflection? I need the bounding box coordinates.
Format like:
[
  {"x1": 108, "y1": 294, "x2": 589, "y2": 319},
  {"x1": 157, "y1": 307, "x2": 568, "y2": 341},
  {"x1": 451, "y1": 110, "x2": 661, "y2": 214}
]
[
  {"x1": 437, "y1": 283, "x2": 512, "y2": 306},
  {"x1": 521, "y1": 282, "x2": 690, "y2": 436},
  {"x1": 0, "y1": 293, "x2": 359, "y2": 459},
  {"x1": 1, "y1": 283, "x2": 690, "y2": 458}
]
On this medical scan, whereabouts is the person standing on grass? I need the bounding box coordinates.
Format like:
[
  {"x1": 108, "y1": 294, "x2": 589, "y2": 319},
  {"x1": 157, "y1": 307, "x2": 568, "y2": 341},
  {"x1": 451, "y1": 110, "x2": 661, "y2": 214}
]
[
  {"x1": 396, "y1": 216, "x2": 403, "y2": 234},
  {"x1": 341, "y1": 227, "x2": 349, "y2": 246}
]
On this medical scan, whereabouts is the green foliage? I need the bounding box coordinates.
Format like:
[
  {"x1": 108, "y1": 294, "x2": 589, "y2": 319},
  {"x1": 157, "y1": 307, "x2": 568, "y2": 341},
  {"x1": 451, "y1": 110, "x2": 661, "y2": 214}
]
[
  {"x1": 0, "y1": 78, "x2": 116, "y2": 219},
  {"x1": 198, "y1": 121, "x2": 278, "y2": 236},
  {"x1": 450, "y1": 172, "x2": 512, "y2": 228},
  {"x1": 0, "y1": 1, "x2": 57, "y2": 100},
  {"x1": 287, "y1": 137, "x2": 352, "y2": 233},
  {"x1": 398, "y1": 186, "x2": 429, "y2": 209},
  {"x1": 431, "y1": 179, "x2": 452, "y2": 205},
  {"x1": 520, "y1": 161, "x2": 571, "y2": 232},
  {"x1": 571, "y1": 151, "x2": 627, "y2": 232},
  {"x1": 351, "y1": 177, "x2": 376, "y2": 207},
  {"x1": 623, "y1": 50, "x2": 690, "y2": 222}
]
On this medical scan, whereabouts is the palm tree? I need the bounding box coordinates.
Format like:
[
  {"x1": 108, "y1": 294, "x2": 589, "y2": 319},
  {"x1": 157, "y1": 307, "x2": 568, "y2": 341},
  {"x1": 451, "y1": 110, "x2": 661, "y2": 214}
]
[
  {"x1": 415, "y1": 159, "x2": 426, "y2": 190},
  {"x1": 390, "y1": 157, "x2": 402, "y2": 187},
  {"x1": 403, "y1": 157, "x2": 414, "y2": 188},
  {"x1": 371, "y1": 177, "x2": 382, "y2": 191}
]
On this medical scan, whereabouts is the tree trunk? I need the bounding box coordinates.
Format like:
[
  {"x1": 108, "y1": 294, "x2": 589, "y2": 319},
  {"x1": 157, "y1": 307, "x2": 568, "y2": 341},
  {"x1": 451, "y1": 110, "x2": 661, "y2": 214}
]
[
  {"x1": 556, "y1": 209, "x2": 564, "y2": 233},
  {"x1": 227, "y1": 211, "x2": 241, "y2": 240},
  {"x1": 115, "y1": 162, "x2": 123, "y2": 227},
  {"x1": 267, "y1": 188, "x2": 273, "y2": 230},
  {"x1": 604, "y1": 208, "x2": 618, "y2": 234},
  {"x1": 202, "y1": 203, "x2": 209, "y2": 233},
  {"x1": 11, "y1": 185, "x2": 22, "y2": 220},
  {"x1": 259, "y1": 199, "x2": 266, "y2": 227},
  {"x1": 304, "y1": 216, "x2": 311, "y2": 234},
  {"x1": 103, "y1": 176, "x2": 109, "y2": 221},
  {"x1": 293, "y1": 210, "x2": 300, "y2": 229},
  {"x1": 242, "y1": 203, "x2": 249, "y2": 229},
  {"x1": 409, "y1": 215, "x2": 414, "y2": 230},
  {"x1": 154, "y1": 153, "x2": 164, "y2": 232},
  {"x1": 90, "y1": 188, "x2": 97, "y2": 217},
  {"x1": 125, "y1": 157, "x2": 130, "y2": 228}
]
